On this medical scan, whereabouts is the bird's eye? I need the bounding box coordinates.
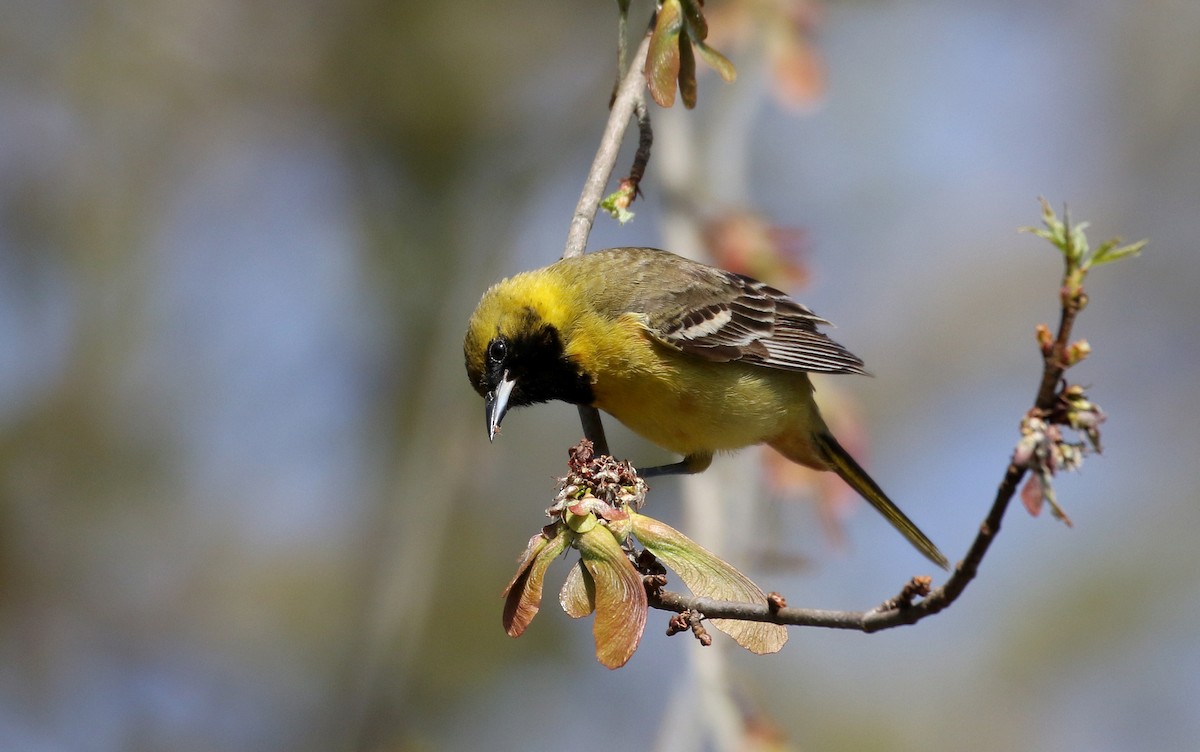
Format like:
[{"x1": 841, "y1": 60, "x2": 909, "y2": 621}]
[{"x1": 487, "y1": 338, "x2": 508, "y2": 364}]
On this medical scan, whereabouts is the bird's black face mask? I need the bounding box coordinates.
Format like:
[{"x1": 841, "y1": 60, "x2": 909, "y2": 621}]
[{"x1": 480, "y1": 322, "x2": 593, "y2": 441}]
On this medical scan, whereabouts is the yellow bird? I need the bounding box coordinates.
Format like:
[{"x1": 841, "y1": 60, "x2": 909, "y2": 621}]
[{"x1": 464, "y1": 247, "x2": 947, "y2": 568}]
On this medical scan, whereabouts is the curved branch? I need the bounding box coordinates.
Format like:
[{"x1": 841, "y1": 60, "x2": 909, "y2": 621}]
[{"x1": 647, "y1": 276, "x2": 1089, "y2": 632}]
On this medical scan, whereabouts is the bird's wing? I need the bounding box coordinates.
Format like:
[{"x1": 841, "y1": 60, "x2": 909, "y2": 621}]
[{"x1": 634, "y1": 260, "x2": 867, "y2": 375}]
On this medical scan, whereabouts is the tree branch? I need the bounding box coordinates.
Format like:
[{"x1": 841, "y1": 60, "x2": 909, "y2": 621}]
[
  {"x1": 563, "y1": 31, "x2": 652, "y2": 453},
  {"x1": 563, "y1": 33, "x2": 652, "y2": 260},
  {"x1": 646, "y1": 263, "x2": 1091, "y2": 632}
]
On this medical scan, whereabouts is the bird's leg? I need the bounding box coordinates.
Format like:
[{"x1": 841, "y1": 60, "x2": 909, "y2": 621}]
[{"x1": 638, "y1": 452, "x2": 713, "y2": 478}]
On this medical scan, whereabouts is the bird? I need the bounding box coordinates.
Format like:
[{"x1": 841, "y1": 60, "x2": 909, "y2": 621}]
[{"x1": 463, "y1": 247, "x2": 948, "y2": 568}]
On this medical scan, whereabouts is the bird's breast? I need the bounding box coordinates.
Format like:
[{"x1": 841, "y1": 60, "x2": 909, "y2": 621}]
[{"x1": 578, "y1": 325, "x2": 817, "y2": 456}]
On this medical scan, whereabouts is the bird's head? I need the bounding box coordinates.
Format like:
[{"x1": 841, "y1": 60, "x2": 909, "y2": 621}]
[{"x1": 463, "y1": 272, "x2": 594, "y2": 441}]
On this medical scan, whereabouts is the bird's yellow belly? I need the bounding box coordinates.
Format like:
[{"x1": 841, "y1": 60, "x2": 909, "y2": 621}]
[{"x1": 590, "y1": 349, "x2": 816, "y2": 457}]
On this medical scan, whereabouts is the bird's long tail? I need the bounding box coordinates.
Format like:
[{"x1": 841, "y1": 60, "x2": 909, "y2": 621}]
[{"x1": 811, "y1": 432, "x2": 949, "y2": 569}]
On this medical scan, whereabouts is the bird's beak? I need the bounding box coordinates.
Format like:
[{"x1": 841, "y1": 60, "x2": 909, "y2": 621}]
[{"x1": 485, "y1": 371, "x2": 516, "y2": 442}]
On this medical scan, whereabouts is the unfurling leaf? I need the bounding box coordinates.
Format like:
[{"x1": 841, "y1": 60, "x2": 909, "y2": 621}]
[
  {"x1": 646, "y1": 0, "x2": 684, "y2": 107},
  {"x1": 576, "y1": 526, "x2": 647, "y2": 668},
  {"x1": 502, "y1": 526, "x2": 570, "y2": 637},
  {"x1": 678, "y1": 30, "x2": 697, "y2": 109},
  {"x1": 559, "y1": 559, "x2": 596, "y2": 618},
  {"x1": 1021, "y1": 197, "x2": 1067, "y2": 249},
  {"x1": 679, "y1": 0, "x2": 708, "y2": 41},
  {"x1": 1089, "y1": 236, "x2": 1146, "y2": 267},
  {"x1": 695, "y1": 40, "x2": 737, "y2": 83},
  {"x1": 631, "y1": 514, "x2": 787, "y2": 654},
  {"x1": 600, "y1": 181, "x2": 637, "y2": 224},
  {"x1": 1020, "y1": 474, "x2": 1045, "y2": 518},
  {"x1": 1022, "y1": 198, "x2": 1147, "y2": 274}
]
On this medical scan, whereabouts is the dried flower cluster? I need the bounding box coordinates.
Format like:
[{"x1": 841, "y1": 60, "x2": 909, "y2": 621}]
[{"x1": 502, "y1": 441, "x2": 786, "y2": 668}]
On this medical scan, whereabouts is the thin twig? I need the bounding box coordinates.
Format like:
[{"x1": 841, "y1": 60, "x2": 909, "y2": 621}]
[
  {"x1": 576, "y1": 405, "x2": 610, "y2": 457},
  {"x1": 647, "y1": 280, "x2": 1090, "y2": 632},
  {"x1": 564, "y1": 31, "x2": 651, "y2": 450},
  {"x1": 563, "y1": 33, "x2": 652, "y2": 260},
  {"x1": 612, "y1": 1, "x2": 630, "y2": 107},
  {"x1": 627, "y1": 100, "x2": 653, "y2": 197},
  {"x1": 1035, "y1": 297, "x2": 1082, "y2": 408}
]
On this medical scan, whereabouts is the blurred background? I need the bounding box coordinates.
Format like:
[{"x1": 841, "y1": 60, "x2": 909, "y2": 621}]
[{"x1": 2, "y1": 1, "x2": 1198, "y2": 750}]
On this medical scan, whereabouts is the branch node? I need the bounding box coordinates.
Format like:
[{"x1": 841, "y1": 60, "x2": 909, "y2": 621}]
[
  {"x1": 688, "y1": 610, "x2": 712, "y2": 646},
  {"x1": 636, "y1": 549, "x2": 668, "y2": 598},
  {"x1": 875, "y1": 576, "x2": 933, "y2": 613},
  {"x1": 666, "y1": 609, "x2": 712, "y2": 646},
  {"x1": 643, "y1": 572, "x2": 669, "y2": 594}
]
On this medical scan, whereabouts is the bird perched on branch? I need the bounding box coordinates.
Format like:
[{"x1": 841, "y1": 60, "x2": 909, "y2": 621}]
[{"x1": 464, "y1": 247, "x2": 947, "y2": 568}]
